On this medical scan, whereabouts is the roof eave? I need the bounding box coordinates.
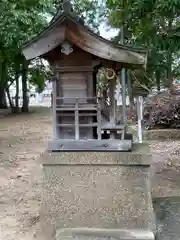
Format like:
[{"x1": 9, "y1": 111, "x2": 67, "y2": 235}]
[{"x1": 22, "y1": 13, "x2": 147, "y2": 67}]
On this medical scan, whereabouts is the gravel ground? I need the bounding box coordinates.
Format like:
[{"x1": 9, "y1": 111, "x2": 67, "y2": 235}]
[
  {"x1": 150, "y1": 140, "x2": 180, "y2": 198},
  {"x1": 0, "y1": 108, "x2": 51, "y2": 240},
  {"x1": 0, "y1": 108, "x2": 180, "y2": 239}
]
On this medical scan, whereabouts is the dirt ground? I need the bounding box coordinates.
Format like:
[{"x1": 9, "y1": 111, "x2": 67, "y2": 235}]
[
  {"x1": 0, "y1": 107, "x2": 180, "y2": 239},
  {"x1": 0, "y1": 108, "x2": 51, "y2": 240}
]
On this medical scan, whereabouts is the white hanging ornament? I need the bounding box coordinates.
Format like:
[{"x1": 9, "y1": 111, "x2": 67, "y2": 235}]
[{"x1": 61, "y1": 41, "x2": 73, "y2": 55}]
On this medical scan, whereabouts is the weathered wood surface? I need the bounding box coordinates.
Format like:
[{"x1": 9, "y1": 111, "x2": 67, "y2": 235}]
[
  {"x1": 59, "y1": 72, "x2": 87, "y2": 102},
  {"x1": 101, "y1": 123, "x2": 125, "y2": 130},
  {"x1": 55, "y1": 70, "x2": 95, "y2": 140},
  {"x1": 109, "y1": 78, "x2": 116, "y2": 124},
  {"x1": 22, "y1": 25, "x2": 65, "y2": 60},
  {"x1": 57, "y1": 112, "x2": 97, "y2": 117},
  {"x1": 52, "y1": 80, "x2": 57, "y2": 139},
  {"x1": 57, "y1": 123, "x2": 98, "y2": 127},
  {"x1": 75, "y1": 101, "x2": 79, "y2": 140},
  {"x1": 22, "y1": 13, "x2": 147, "y2": 67},
  {"x1": 56, "y1": 106, "x2": 98, "y2": 111},
  {"x1": 97, "y1": 103, "x2": 102, "y2": 140},
  {"x1": 55, "y1": 66, "x2": 94, "y2": 72},
  {"x1": 48, "y1": 139, "x2": 132, "y2": 152}
]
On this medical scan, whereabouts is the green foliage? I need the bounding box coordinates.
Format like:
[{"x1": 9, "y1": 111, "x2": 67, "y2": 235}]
[
  {"x1": 74, "y1": 0, "x2": 106, "y2": 32},
  {"x1": 51, "y1": 0, "x2": 105, "y2": 32},
  {"x1": 28, "y1": 59, "x2": 53, "y2": 93},
  {"x1": 107, "y1": 0, "x2": 180, "y2": 90},
  {"x1": 0, "y1": 0, "x2": 54, "y2": 110},
  {"x1": 0, "y1": 0, "x2": 51, "y2": 57},
  {"x1": 0, "y1": 0, "x2": 105, "y2": 110}
]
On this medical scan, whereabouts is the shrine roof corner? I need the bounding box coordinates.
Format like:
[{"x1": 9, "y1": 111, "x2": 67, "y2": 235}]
[{"x1": 22, "y1": 0, "x2": 148, "y2": 68}]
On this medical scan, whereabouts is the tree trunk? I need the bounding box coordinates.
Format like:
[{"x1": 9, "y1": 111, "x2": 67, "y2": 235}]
[
  {"x1": 0, "y1": 61, "x2": 8, "y2": 109},
  {"x1": 155, "y1": 69, "x2": 161, "y2": 92},
  {"x1": 6, "y1": 87, "x2": 15, "y2": 111},
  {"x1": 166, "y1": 19, "x2": 173, "y2": 88},
  {"x1": 167, "y1": 51, "x2": 173, "y2": 88},
  {"x1": 0, "y1": 85, "x2": 7, "y2": 109},
  {"x1": 21, "y1": 58, "x2": 29, "y2": 113}
]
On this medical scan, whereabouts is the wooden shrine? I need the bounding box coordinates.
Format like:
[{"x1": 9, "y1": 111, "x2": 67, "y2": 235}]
[{"x1": 22, "y1": 0, "x2": 147, "y2": 151}]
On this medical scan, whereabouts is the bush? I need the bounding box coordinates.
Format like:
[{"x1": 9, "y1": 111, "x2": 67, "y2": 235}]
[{"x1": 143, "y1": 91, "x2": 180, "y2": 129}]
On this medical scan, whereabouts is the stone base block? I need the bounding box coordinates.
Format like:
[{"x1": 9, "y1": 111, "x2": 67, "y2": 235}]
[
  {"x1": 56, "y1": 228, "x2": 154, "y2": 240},
  {"x1": 40, "y1": 143, "x2": 155, "y2": 240}
]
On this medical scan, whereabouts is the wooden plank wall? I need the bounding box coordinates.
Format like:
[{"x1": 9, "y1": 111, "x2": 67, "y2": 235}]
[
  {"x1": 51, "y1": 45, "x2": 100, "y2": 140},
  {"x1": 56, "y1": 71, "x2": 95, "y2": 139}
]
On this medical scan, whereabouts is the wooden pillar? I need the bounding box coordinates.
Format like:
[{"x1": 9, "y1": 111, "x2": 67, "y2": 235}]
[
  {"x1": 109, "y1": 77, "x2": 116, "y2": 140},
  {"x1": 109, "y1": 78, "x2": 116, "y2": 124},
  {"x1": 136, "y1": 96, "x2": 143, "y2": 143},
  {"x1": 52, "y1": 80, "x2": 57, "y2": 140},
  {"x1": 97, "y1": 102, "x2": 101, "y2": 140},
  {"x1": 87, "y1": 71, "x2": 95, "y2": 139},
  {"x1": 121, "y1": 68, "x2": 127, "y2": 125},
  {"x1": 75, "y1": 99, "x2": 79, "y2": 140},
  {"x1": 87, "y1": 71, "x2": 93, "y2": 100}
]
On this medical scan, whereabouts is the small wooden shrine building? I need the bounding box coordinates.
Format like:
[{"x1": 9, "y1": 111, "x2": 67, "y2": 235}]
[{"x1": 22, "y1": 0, "x2": 147, "y2": 151}]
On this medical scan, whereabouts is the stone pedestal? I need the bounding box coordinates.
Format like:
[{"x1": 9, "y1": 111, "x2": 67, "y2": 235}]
[{"x1": 40, "y1": 143, "x2": 155, "y2": 240}]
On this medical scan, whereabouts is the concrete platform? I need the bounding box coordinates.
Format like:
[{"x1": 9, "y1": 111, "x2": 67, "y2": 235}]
[
  {"x1": 56, "y1": 228, "x2": 154, "y2": 240},
  {"x1": 40, "y1": 143, "x2": 155, "y2": 240}
]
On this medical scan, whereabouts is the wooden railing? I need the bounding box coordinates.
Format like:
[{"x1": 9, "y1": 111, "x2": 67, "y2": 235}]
[
  {"x1": 55, "y1": 97, "x2": 125, "y2": 140},
  {"x1": 55, "y1": 97, "x2": 102, "y2": 140}
]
